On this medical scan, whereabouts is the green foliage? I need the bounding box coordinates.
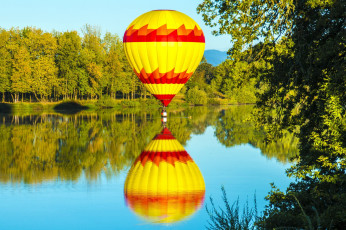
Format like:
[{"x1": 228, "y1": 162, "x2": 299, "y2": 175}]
[
  {"x1": 197, "y1": 0, "x2": 294, "y2": 59},
  {"x1": 206, "y1": 186, "x2": 258, "y2": 230},
  {"x1": 0, "y1": 26, "x2": 138, "y2": 103},
  {"x1": 54, "y1": 101, "x2": 89, "y2": 114},
  {"x1": 95, "y1": 95, "x2": 119, "y2": 108},
  {"x1": 55, "y1": 31, "x2": 83, "y2": 98},
  {"x1": 186, "y1": 86, "x2": 208, "y2": 105},
  {"x1": 138, "y1": 98, "x2": 162, "y2": 108},
  {"x1": 0, "y1": 29, "x2": 11, "y2": 102},
  {"x1": 186, "y1": 57, "x2": 213, "y2": 92},
  {"x1": 257, "y1": 178, "x2": 346, "y2": 229},
  {"x1": 0, "y1": 26, "x2": 260, "y2": 105},
  {"x1": 255, "y1": 0, "x2": 345, "y2": 191},
  {"x1": 198, "y1": 0, "x2": 346, "y2": 228},
  {"x1": 119, "y1": 100, "x2": 141, "y2": 108},
  {"x1": 225, "y1": 79, "x2": 257, "y2": 104},
  {"x1": 207, "y1": 98, "x2": 223, "y2": 105}
]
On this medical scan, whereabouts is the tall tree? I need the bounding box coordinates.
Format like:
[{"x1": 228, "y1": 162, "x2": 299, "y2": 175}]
[
  {"x1": 81, "y1": 25, "x2": 105, "y2": 99},
  {"x1": 198, "y1": 0, "x2": 345, "y2": 228},
  {"x1": 55, "y1": 31, "x2": 83, "y2": 99},
  {"x1": 23, "y1": 28, "x2": 58, "y2": 101},
  {"x1": 197, "y1": 0, "x2": 294, "y2": 59},
  {"x1": 7, "y1": 29, "x2": 32, "y2": 103},
  {"x1": 0, "y1": 29, "x2": 11, "y2": 102},
  {"x1": 103, "y1": 32, "x2": 123, "y2": 98}
]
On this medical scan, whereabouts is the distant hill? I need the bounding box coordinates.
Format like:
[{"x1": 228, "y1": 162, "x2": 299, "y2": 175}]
[{"x1": 204, "y1": 50, "x2": 228, "y2": 66}]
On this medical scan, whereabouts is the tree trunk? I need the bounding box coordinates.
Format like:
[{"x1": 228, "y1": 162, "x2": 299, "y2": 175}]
[
  {"x1": 33, "y1": 92, "x2": 39, "y2": 101},
  {"x1": 65, "y1": 80, "x2": 68, "y2": 100}
]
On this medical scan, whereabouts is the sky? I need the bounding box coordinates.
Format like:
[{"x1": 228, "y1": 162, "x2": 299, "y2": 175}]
[{"x1": 0, "y1": 0, "x2": 231, "y2": 51}]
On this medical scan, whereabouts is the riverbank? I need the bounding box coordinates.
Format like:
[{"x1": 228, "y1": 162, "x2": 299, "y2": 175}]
[{"x1": 0, "y1": 96, "x2": 236, "y2": 115}]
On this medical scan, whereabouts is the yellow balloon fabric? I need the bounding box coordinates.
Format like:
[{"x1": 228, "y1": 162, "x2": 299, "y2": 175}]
[
  {"x1": 124, "y1": 128, "x2": 205, "y2": 223},
  {"x1": 123, "y1": 10, "x2": 205, "y2": 106}
]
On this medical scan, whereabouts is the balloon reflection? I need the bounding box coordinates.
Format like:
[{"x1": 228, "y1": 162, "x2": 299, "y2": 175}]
[{"x1": 124, "y1": 128, "x2": 205, "y2": 224}]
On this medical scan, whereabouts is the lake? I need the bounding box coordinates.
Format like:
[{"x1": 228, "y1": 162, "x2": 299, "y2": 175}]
[{"x1": 0, "y1": 105, "x2": 297, "y2": 229}]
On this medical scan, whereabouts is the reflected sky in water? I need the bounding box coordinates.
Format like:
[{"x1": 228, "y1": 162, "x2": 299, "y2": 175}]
[{"x1": 0, "y1": 106, "x2": 295, "y2": 229}]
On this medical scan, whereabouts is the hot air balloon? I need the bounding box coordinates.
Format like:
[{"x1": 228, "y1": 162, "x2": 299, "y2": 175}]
[
  {"x1": 124, "y1": 128, "x2": 205, "y2": 224},
  {"x1": 123, "y1": 10, "x2": 205, "y2": 109}
]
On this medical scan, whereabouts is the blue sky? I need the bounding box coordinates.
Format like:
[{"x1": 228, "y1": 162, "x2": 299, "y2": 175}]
[{"x1": 0, "y1": 0, "x2": 231, "y2": 51}]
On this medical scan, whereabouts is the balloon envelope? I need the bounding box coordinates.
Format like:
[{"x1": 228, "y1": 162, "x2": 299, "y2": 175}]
[
  {"x1": 123, "y1": 10, "x2": 205, "y2": 106},
  {"x1": 124, "y1": 128, "x2": 205, "y2": 223}
]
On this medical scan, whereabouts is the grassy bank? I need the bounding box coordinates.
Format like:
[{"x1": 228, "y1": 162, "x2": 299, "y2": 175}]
[{"x1": 0, "y1": 95, "x2": 246, "y2": 115}]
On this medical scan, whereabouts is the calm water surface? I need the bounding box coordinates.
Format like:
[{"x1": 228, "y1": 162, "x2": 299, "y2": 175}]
[{"x1": 0, "y1": 106, "x2": 297, "y2": 229}]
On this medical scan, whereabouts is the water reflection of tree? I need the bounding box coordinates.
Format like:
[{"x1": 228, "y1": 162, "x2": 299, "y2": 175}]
[
  {"x1": 0, "y1": 112, "x2": 162, "y2": 183},
  {"x1": 168, "y1": 106, "x2": 220, "y2": 144},
  {"x1": 214, "y1": 105, "x2": 299, "y2": 163},
  {"x1": 0, "y1": 106, "x2": 298, "y2": 184}
]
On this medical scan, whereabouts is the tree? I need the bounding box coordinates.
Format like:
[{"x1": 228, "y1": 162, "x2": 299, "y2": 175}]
[
  {"x1": 8, "y1": 29, "x2": 32, "y2": 103},
  {"x1": 81, "y1": 25, "x2": 105, "y2": 99},
  {"x1": 197, "y1": 0, "x2": 294, "y2": 59},
  {"x1": 186, "y1": 86, "x2": 208, "y2": 105},
  {"x1": 198, "y1": 0, "x2": 346, "y2": 228},
  {"x1": 118, "y1": 51, "x2": 138, "y2": 99},
  {"x1": 0, "y1": 29, "x2": 11, "y2": 102},
  {"x1": 0, "y1": 25, "x2": 154, "y2": 102},
  {"x1": 55, "y1": 31, "x2": 83, "y2": 100},
  {"x1": 103, "y1": 32, "x2": 123, "y2": 98},
  {"x1": 187, "y1": 57, "x2": 213, "y2": 90},
  {"x1": 22, "y1": 28, "x2": 58, "y2": 101},
  {"x1": 212, "y1": 59, "x2": 259, "y2": 103}
]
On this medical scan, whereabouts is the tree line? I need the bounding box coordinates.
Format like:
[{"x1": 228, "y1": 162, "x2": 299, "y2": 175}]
[
  {"x1": 0, "y1": 25, "x2": 264, "y2": 105},
  {"x1": 0, "y1": 25, "x2": 145, "y2": 103}
]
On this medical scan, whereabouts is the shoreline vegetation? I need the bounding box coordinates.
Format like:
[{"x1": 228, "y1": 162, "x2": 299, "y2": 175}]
[
  {"x1": 0, "y1": 95, "x2": 253, "y2": 114},
  {"x1": 0, "y1": 25, "x2": 258, "y2": 107}
]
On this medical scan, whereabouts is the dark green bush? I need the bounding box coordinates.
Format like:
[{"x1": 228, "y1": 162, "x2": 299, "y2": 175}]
[{"x1": 54, "y1": 101, "x2": 89, "y2": 114}]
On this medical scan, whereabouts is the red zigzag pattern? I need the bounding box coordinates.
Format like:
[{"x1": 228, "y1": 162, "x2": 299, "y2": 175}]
[{"x1": 124, "y1": 24, "x2": 205, "y2": 43}]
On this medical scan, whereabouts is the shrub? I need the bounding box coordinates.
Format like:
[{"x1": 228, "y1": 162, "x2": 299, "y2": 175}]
[
  {"x1": 54, "y1": 101, "x2": 89, "y2": 114},
  {"x1": 120, "y1": 100, "x2": 140, "y2": 107},
  {"x1": 95, "y1": 96, "x2": 119, "y2": 108},
  {"x1": 208, "y1": 98, "x2": 222, "y2": 105},
  {"x1": 138, "y1": 98, "x2": 162, "y2": 107},
  {"x1": 186, "y1": 86, "x2": 208, "y2": 105}
]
